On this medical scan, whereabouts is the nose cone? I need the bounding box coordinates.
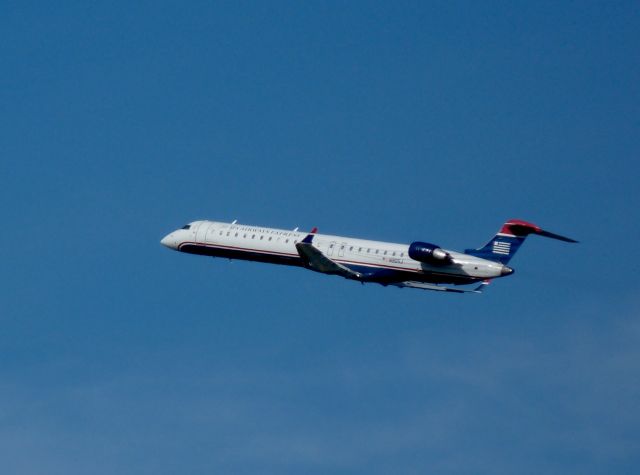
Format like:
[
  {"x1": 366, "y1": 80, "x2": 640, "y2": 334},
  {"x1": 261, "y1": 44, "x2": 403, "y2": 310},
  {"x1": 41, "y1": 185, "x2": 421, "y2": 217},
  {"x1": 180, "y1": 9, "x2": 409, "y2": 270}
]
[
  {"x1": 161, "y1": 232, "x2": 177, "y2": 250},
  {"x1": 501, "y1": 265, "x2": 514, "y2": 276}
]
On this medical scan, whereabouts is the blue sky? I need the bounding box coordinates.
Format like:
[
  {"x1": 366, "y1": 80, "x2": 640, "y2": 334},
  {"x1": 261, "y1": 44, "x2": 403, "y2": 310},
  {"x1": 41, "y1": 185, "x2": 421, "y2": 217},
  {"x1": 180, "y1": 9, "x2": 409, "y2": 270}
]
[{"x1": 1, "y1": 1, "x2": 639, "y2": 474}]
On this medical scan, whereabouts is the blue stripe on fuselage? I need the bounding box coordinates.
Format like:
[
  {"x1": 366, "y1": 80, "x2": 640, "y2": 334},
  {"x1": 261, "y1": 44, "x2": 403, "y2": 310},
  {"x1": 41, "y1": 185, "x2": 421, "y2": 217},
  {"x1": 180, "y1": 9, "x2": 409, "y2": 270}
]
[{"x1": 342, "y1": 263, "x2": 477, "y2": 285}]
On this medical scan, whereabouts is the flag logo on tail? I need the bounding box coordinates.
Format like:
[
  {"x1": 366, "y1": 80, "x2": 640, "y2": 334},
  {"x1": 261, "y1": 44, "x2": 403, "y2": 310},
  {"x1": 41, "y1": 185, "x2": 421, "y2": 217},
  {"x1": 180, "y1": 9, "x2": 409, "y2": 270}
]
[{"x1": 492, "y1": 241, "x2": 511, "y2": 255}]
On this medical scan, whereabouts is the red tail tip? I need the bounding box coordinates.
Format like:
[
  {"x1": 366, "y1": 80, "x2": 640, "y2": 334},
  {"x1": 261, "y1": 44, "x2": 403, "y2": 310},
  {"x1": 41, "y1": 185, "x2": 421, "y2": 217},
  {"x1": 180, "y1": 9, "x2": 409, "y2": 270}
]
[{"x1": 500, "y1": 219, "x2": 541, "y2": 236}]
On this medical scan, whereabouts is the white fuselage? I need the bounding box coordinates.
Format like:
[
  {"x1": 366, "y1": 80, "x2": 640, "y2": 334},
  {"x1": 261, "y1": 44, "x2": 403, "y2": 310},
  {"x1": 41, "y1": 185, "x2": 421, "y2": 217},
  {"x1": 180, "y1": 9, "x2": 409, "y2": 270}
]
[{"x1": 161, "y1": 220, "x2": 508, "y2": 285}]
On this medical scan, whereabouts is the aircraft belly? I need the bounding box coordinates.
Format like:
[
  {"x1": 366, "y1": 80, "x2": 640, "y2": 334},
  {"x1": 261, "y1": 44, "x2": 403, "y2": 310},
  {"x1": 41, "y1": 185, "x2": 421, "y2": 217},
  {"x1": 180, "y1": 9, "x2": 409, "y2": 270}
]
[{"x1": 178, "y1": 243, "x2": 303, "y2": 267}]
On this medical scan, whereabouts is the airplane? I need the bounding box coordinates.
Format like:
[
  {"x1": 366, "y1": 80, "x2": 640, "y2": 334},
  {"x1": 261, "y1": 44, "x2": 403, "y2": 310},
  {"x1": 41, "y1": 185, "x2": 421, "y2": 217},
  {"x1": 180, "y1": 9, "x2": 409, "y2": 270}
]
[{"x1": 161, "y1": 218, "x2": 577, "y2": 293}]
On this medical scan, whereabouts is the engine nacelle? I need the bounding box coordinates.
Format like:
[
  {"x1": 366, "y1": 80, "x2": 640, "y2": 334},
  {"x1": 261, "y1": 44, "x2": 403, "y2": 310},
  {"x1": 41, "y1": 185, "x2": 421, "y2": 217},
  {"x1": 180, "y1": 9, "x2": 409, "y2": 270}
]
[{"x1": 408, "y1": 241, "x2": 452, "y2": 264}]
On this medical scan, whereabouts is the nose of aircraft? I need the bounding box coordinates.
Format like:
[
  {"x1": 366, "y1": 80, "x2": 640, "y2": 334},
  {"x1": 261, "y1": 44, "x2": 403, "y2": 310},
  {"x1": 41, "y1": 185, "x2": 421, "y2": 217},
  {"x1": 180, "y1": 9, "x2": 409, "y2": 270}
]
[{"x1": 161, "y1": 232, "x2": 177, "y2": 249}]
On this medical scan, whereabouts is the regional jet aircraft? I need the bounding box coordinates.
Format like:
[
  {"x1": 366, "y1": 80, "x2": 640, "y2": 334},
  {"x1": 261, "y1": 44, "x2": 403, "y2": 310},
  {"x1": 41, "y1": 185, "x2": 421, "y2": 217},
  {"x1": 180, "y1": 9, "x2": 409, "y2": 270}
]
[{"x1": 161, "y1": 219, "x2": 576, "y2": 293}]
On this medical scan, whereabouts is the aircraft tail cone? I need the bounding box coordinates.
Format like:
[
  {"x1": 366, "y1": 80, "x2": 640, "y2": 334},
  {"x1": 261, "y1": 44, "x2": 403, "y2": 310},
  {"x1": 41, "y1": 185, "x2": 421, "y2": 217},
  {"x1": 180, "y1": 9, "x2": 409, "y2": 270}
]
[{"x1": 500, "y1": 266, "x2": 514, "y2": 276}]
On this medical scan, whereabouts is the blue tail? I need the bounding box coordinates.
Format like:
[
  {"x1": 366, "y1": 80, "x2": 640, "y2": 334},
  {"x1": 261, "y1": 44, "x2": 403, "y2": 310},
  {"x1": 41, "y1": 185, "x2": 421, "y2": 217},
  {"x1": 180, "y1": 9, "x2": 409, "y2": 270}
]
[{"x1": 464, "y1": 219, "x2": 577, "y2": 264}]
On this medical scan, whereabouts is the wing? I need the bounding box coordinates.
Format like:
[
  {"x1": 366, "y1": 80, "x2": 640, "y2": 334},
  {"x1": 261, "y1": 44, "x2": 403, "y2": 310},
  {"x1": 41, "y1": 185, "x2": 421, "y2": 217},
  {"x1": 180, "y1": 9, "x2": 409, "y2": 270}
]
[
  {"x1": 391, "y1": 280, "x2": 490, "y2": 294},
  {"x1": 295, "y1": 242, "x2": 363, "y2": 279},
  {"x1": 295, "y1": 233, "x2": 363, "y2": 280}
]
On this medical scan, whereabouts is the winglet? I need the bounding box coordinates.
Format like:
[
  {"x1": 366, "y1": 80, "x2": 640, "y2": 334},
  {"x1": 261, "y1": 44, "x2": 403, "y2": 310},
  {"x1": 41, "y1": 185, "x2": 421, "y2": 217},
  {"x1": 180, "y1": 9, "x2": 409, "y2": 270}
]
[{"x1": 301, "y1": 227, "x2": 318, "y2": 244}]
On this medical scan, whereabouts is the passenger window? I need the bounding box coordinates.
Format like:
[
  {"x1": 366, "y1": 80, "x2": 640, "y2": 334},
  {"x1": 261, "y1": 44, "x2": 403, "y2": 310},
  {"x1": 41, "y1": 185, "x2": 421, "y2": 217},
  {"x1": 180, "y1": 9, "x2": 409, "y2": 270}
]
[
  {"x1": 252, "y1": 234, "x2": 255, "y2": 239},
  {"x1": 384, "y1": 251, "x2": 387, "y2": 255},
  {"x1": 286, "y1": 239, "x2": 289, "y2": 243},
  {"x1": 243, "y1": 234, "x2": 247, "y2": 238},
  {"x1": 260, "y1": 236, "x2": 263, "y2": 240},
  {"x1": 392, "y1": 252, "x2": 396, "y2": 256},
  {"x1": 268, "y1": 237, "x2": 272, "y2": 241},
  {"x1": 376, "y1": 250, "x2": 379, "y2": 254},
  {"x1": 235, "y1": 233, "x2": 238, "y2": 237},
  {"x1": 349, "y1": 246, "x2": 353, "y2": 251},
  {"x1": 358, "y1": 247, "x2": 362, "y2": 252},
  {"x1": 367, "y1": 249, "x2": 370, "y2": 253}
]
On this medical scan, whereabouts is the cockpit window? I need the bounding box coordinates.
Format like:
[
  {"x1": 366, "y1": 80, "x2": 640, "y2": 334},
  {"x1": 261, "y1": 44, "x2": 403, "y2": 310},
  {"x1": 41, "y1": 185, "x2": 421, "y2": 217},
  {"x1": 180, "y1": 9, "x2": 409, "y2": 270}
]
[{"x1": 181, "y1": 224, "x2": 191, "y2": 230}]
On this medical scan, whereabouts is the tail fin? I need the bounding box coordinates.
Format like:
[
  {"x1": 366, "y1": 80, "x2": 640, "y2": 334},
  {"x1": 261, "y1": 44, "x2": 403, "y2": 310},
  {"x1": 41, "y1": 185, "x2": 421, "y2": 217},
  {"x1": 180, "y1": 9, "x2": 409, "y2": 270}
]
[{"x1": 464, "y1": 219, "x2": 577, "y2": 264}]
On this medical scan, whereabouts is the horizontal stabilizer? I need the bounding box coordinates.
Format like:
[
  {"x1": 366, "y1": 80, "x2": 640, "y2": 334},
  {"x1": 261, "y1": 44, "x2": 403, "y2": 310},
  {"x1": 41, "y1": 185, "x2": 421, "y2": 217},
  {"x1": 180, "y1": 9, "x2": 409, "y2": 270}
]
[
  {"x1": 537, "y1": 229, "x2": 578, "y2": 243},
  {"x1": 391, "y1": 280, "x2": 489, "y2": 294}
]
